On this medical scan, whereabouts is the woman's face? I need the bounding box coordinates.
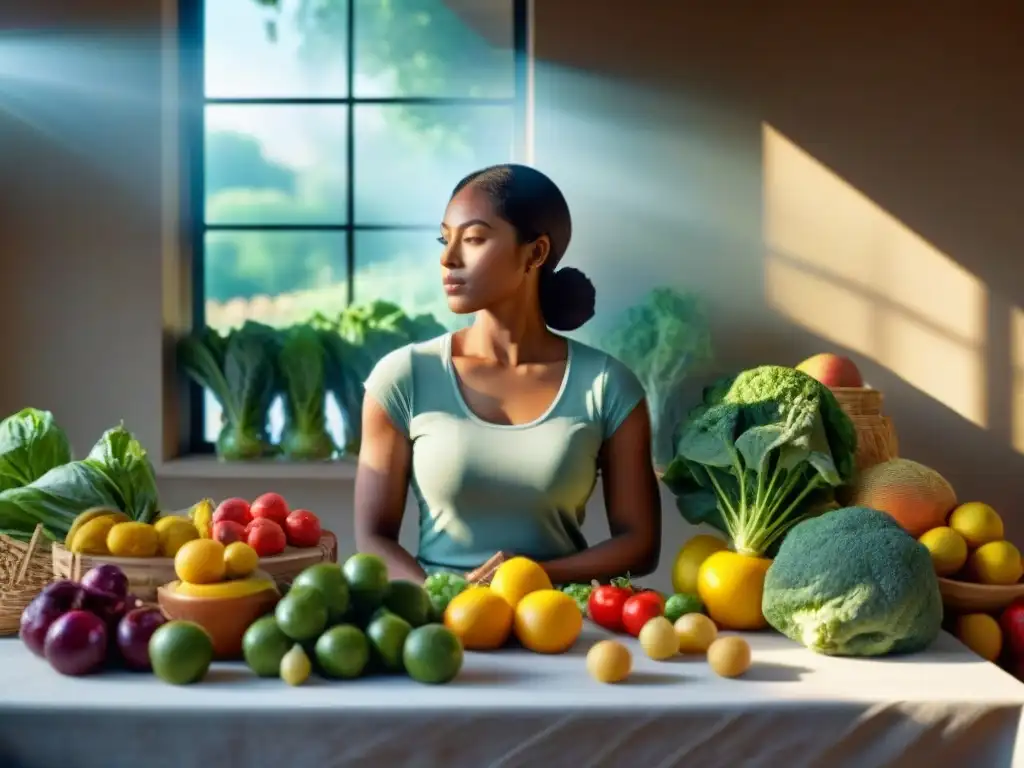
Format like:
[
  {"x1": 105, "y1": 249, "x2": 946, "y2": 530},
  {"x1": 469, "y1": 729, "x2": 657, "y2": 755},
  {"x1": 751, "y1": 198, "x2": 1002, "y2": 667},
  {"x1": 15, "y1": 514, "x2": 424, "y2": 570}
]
[{"x1": 439, "y1": 185, "x2": 546, "y2": 315}]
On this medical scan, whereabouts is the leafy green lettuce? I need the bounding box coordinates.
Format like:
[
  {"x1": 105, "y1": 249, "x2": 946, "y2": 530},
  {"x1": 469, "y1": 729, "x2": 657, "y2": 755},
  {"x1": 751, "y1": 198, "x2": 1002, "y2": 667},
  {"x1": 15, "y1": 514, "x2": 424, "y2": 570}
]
[
  {"x1": 0, "y1": 408, "x2": 73, "y2": 491},
  {"x1": 278, "y1": 323, "x2": 337, "y2": 461},
  {"x1": 0, "y1": 425, "x2": 160, "y2": 541}
]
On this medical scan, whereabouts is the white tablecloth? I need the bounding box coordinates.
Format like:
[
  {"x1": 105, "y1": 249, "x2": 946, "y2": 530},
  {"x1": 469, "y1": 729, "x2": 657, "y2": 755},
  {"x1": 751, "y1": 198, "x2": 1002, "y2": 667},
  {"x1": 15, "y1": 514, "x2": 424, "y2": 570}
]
[{"x1": 1, "y1": 625, "x2": 1023, "y2": 767}]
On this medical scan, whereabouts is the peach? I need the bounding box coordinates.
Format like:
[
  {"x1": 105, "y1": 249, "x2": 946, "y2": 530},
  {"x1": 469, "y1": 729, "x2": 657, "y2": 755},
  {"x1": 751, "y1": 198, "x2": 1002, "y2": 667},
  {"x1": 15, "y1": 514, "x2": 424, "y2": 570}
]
[{"x1": 796, "y1": 353, "x2": 864, "y2": 388}]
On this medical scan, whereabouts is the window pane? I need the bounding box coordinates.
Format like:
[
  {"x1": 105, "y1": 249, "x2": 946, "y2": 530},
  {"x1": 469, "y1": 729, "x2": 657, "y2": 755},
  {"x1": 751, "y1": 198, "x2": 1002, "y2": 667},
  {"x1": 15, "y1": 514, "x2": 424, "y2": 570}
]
[
  {"x1": 354, "y1": 230, "x2": 469, "y2": 330},
  {"x1": 203, "y1": 230, "x2": 348, "y2": 330},
  {"x1": 205, "y1": 0, "x2": 348, "y2": 98},
  {"x1": 354, "y1": 104, "x2": 515, "y2": 226},
  {"x1": 205, "y1": 105, "x2": 348, "y2": 226},
  {"x1": 354, "y1": 0, "x2": 515, "y2": 98}
]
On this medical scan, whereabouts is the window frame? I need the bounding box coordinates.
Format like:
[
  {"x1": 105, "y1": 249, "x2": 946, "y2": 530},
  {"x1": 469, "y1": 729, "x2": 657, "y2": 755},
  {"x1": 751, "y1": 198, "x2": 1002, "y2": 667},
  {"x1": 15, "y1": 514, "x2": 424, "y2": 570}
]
[{"x1": 178, "y1": 0, "x2": 530, "y2": 455}]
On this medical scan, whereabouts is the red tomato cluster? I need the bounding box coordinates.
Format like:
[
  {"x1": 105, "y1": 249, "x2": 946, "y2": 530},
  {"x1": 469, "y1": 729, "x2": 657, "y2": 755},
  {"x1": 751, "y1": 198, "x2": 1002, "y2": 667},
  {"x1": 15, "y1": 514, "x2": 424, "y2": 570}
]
[
  {"x1": 587, "y1": 584, "x2": 665, "y2": 636},
  {"x1": 210, "y1": 493, "x2": 323, "y2": 557}
]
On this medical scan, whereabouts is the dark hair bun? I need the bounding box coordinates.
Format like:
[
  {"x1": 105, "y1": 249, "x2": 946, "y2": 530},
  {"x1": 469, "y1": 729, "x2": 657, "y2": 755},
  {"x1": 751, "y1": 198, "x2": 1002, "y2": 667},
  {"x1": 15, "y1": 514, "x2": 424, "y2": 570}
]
[{"x1": 540, "y1": 267, "x2": 596, "y2": 332}]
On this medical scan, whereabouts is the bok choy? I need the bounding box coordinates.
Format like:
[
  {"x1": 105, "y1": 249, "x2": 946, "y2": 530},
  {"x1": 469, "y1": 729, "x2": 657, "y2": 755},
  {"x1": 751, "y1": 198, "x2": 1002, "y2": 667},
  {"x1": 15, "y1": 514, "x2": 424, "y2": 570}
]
[{"x1": 278, "y1": 323, "x2": 337, "y2": 460}]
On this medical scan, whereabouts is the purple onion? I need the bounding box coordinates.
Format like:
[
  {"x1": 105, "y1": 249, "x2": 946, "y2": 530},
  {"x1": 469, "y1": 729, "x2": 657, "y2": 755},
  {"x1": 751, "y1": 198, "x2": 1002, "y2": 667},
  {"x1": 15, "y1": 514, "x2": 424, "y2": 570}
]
[
  {"x1": 19, "y1": 581, "x2": 85, "y2": 658},
  {"x1": 79, "y1": 586, "x2": 128, "y2": 629},
  {"x1": 80, "y1": 564, "x2": 129, "y2": 600},
  {"x1": 43, "y1": 610, "x2": 108, "y2": 676},
  {"x1": 116, "y1": 607, "x2": 167, "y2": 671}
]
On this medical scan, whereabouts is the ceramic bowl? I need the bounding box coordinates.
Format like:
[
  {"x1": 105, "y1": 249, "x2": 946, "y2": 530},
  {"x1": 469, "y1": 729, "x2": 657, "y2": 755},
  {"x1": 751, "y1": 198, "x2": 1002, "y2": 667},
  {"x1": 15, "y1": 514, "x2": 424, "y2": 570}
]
[
  {"x1": 157, "y1": 574, "x2": 280, "y2": 659},
  {"x1": 937, "y1": 576, "x2": 1024, "y2": 613}
]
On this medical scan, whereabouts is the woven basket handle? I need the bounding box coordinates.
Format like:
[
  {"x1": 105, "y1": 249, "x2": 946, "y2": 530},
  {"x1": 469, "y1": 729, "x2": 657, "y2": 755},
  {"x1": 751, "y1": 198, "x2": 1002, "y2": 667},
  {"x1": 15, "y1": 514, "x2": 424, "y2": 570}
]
[{"x1": 14, "y1": 524, "x2": 44, "y2": 585}]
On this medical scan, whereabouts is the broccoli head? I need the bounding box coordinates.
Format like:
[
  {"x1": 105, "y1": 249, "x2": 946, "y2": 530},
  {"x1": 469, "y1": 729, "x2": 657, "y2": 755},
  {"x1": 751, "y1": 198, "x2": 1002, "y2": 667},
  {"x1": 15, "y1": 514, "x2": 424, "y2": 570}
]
[{"x1": 762, "y1": 506, "x2": 943, "y2": 657}]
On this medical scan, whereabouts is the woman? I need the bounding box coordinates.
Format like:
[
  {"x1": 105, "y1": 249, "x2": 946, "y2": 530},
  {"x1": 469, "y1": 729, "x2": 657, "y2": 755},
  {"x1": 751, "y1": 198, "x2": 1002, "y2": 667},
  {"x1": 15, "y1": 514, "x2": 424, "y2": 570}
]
[{"x1": 353, "y1": 164, "x2": 661, "y2": 585}]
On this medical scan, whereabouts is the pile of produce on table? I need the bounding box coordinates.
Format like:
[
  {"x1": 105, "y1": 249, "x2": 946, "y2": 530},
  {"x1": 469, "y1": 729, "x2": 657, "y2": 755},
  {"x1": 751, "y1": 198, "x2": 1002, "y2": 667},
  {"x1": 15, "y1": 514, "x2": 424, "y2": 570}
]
[
  {"x1": 0, "y1": 409, "x2": 160, "y2": 542},
  {"x1": 178, "y1": 301, "x2": 446, "y2": 461}
]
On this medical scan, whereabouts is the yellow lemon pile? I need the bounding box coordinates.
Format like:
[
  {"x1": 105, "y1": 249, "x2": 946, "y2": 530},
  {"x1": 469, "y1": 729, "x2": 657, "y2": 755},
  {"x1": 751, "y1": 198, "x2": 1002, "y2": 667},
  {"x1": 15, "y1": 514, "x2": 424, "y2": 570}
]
[{"x1": 919, "y1": 502, "x2": 1022, "y2": 585}]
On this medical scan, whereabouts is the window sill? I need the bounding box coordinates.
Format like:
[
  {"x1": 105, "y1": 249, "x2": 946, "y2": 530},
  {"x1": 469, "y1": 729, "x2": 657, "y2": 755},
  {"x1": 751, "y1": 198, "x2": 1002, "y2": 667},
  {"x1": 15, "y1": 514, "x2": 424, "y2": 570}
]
[{"x1": 157, "y1": 456, "x2": 358, "y2": 482}]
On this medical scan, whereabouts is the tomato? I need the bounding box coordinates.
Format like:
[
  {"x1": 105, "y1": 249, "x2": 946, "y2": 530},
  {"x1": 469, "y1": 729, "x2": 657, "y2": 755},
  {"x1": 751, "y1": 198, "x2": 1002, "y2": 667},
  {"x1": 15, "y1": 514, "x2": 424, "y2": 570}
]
[
  {"x1": 246, "y1": 518, "x2": 287, "y2": 557},
  {"x1": 587, "y1": 586, "x2": 632, "y2": 632},
  {"x1": 697, "y1": 550, "x2": 772, "y2": 631},
  {"x1": 621, "y1": 592, "x2": 664, "y2": 637},
  {"x1": 212, "y1": 497, "x2": 251, "y2": 526},
  {"x1": 285, "y1": 509, "x2": 322, "y2": 548},
  {"x1": 999, "y1": 598, "x2": 1024, "y2": 659},
  {"x1": 250, "y1": 493, "x2": 290, "y2": 527},
  {"x1": 212, "y1": 520, "x2": 246, "y2": 546}
]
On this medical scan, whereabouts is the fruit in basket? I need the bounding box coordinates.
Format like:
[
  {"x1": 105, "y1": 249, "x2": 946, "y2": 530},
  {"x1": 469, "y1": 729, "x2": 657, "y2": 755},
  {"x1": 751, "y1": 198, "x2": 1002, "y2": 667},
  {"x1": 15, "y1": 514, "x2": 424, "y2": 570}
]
[
  {"x1": 586, "y1": 640, "x2": 632, "y2": 683},
  {"x1": 275, "y1": 585, "x2": 329, "y2": 641},
  {"x1": 383, "y1": 579, "x2": 432, "y2": 627},
  {"x1": 292, "y1": 563, "x2": 350, "y2": 623},
  {"x1": 707, "y1": 636, "x2": 752, "y2": 678},
  {"x1": 149, "y1": 620, "x2": 214, "y2": 685},
  {"x1": 173, "y1": 576, "x2": 275, "y2": 599},
  {"x1": 107, "y1": 521, "x2": 160, "y2": 558},
  {"x1": 845, "y1": 458, "x2": 957, "y2": 537},
  {"x1": 366, "y1": 611, "x2": 413, "y2": 672},
  {"x1": 948, "y1": 502, "x2": 1004, "y2": 548},
  {"x1": 638, "y1": 616, "x2": 678, "y2": 660},
  {"x1": 444, "y1": 586, "x2": 514, "y2": 650},
  {"x1": 80, "y1": 563, "x2": 130, "y2": 599},
  {"x1": 116, "y1": 607, "x2": 167, "y2": 671},
  {"x1": 280, "y1": 644, "x2": 312, "y2": 686},
  {"x1": 315, "y1": 624, "x2": 371, "y2": 679},
  {"x1": 20, "y1": 580, "x2": 86, "y2": 657},
  {"x1": 622, "y1": 591, "x2": 666, "y2": 636},
  {"x1": 285, "y1": 509, "x2": 322, "y2": 548},
  {"x1": 674, "y1": 612, "x2": 718, "y2": 654},
  {"x1": 223, "y1": 541, "x2": 259, "y2": 579},
  {"x1": 213, "y1": 497, "x2": 252, "y2": 527},
  {"x1": 44, "y1": 609, "x2": 109, "y2": 676},
  {"x1": 514, "y1": 589, "x2": 583, "y2": 654},
  {"x1": 65, "y1": 507, "x2": 127, "y2": 548},
  {"x1": 251, "y1": 492, "x2": 290, "y2": 527},
  {"x1": 155, "y1": 517, "x2": 200, "y2": 557},
  {"x1": 188, "y1": 498, "x2": 215, "y2": 538},
  {"x1": 918, "y1": 527, "x2": 968, "y2": 576},
  {"x1": 489, "y1": 556, "x2": 553, "y2": 608},
  {"x1": 762, "y1": 506, "x2": 943, "y2": 657},
  {"x1": 174, "y1": 538, "x2": 227, "y2": 584},
  {"x1": 672, "y1": 534, "x2": 728, "y2": 594},
  {"x1": 698, "y1": 551, "x2": 771, "y2": 631},
  {"x1": 343, "y1": 552, "x2": 390, "y2": 614},
  {"x1": 795, "y1": 353, "x2": 864, "y2": 388},
  {"x1": 965, "y1": 541, "x2": 1023, "y2": 585},
  {"x1": 243, "y1": 616, "x2": 294, "y2": 677},
  {"x1": 245, "y1": 518, "x2": 287, "y2": 557},
  {"x1": 213, "y1": 520, "x2": 247, "y2": 546},
  {"x1": 403, "y1": 624, "x2": 464, "y2": 684},
  {"x1": 68, "y1": 514, "x2": 124, "y2": 555},
  {"x1": 954, "y1": 613, "x2": 1002, "y2": 662}
]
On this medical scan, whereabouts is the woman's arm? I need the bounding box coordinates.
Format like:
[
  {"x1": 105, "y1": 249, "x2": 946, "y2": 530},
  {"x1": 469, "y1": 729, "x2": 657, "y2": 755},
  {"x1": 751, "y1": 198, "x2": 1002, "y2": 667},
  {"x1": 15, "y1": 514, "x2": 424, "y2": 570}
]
[
  {"x1": 540, "y1": 402, "x2": 662, "y2": 584},
  {"x1": 353, "y1": 397, "x2": 427, "y2": 584}
]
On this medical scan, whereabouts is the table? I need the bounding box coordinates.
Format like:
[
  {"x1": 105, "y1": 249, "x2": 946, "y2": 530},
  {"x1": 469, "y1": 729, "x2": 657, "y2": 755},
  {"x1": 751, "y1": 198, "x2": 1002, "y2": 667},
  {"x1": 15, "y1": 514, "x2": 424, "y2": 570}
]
[{"x1": 1, "y1": 624, "x2": 1023, "y2": 768}]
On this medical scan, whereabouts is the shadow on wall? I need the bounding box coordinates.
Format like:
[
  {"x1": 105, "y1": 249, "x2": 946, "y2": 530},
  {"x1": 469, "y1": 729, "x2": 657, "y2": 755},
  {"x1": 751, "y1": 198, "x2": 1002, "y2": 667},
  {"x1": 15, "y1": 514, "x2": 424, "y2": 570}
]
[{"x1": 531, "y1": 1, "x2": 1024, "y2": 538}]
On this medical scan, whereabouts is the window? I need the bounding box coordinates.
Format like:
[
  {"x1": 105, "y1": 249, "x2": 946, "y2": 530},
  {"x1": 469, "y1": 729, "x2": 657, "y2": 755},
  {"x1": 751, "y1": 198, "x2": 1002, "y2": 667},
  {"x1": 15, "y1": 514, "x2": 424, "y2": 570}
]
[{"x1": 181, "y1": 0, "x2": 528, "y2": 452}]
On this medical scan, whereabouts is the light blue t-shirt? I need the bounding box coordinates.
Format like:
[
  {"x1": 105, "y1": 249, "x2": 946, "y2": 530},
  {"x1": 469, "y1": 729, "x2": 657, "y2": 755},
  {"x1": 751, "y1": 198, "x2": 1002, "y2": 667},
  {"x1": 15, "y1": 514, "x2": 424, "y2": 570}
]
[{"x1": 364, "y1": 333, "x2": 646, "y2": 574}]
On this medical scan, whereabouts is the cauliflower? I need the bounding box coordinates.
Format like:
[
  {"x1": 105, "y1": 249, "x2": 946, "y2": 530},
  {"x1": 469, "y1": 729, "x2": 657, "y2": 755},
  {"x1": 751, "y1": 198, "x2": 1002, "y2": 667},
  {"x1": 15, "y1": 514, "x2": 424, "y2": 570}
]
[{"x1": 761, "y1": 506, "x2": 943, "y2": 656}]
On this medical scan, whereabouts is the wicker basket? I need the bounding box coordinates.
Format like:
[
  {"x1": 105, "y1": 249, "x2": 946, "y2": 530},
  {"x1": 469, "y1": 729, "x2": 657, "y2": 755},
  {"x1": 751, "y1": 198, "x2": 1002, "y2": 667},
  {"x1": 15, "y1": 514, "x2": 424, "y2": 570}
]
[
  {"x1": 831, "y1": 386, "x2": 899, "y2": 472},
  {"x1": 0, "y1": 525, "x2": 53, "y2": 636},
  {"x1": 52, "y1": 531, "x2": 339, "y2": 603}
]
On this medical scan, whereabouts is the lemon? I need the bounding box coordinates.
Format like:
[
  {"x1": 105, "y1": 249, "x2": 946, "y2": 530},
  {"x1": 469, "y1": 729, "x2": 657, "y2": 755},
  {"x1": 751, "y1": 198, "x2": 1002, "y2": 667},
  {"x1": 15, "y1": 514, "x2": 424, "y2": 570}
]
[
  {"x1": 223, "y1": 541, "x2": 259, "y2": 579},
  {"x1": 443, "y1": 587, "x2": 514, "y2": 650},
  {"x1": 489, "y1": 557, "x2": 552, "y2": 608},
  {"x1": 966, "y1": 540, "x2": 1023, "y2": 585},
  {"x1": 955, "y1": 614, "x2": 1002, "y2": 661},
  {"x1": 174, "y1": 538, "x2": 226, "y2": 584},
  {"x1": 157, "y1": 518, "x2": 200, "y2": 558},
  {"x1": 918, "y1": 527, "x2": 968, "y2": 576},
  {"x1": 949, "y1": 502, "x2": 1004, "y2": 548},
  {"x1": 672, "y1": 534, "x2": 728, "y2": 594}
]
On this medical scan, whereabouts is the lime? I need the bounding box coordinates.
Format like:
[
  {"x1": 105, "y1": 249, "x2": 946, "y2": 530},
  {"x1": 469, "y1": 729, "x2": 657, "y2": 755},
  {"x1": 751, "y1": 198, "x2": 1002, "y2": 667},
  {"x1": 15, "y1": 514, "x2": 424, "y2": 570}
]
[
  {"x1": 383, "y1": 580, "x2": 432, "y2": 628},
  {"x1": 315, "y1": 624, "x2": 370, "y2": 679},
  {"x1": 365, "y1": 611, "x2": 412, "y2": 672},
  {"x1": 402, "y1": 624, "x2": 464, "y2": 684},
  {"x1": 664, "y1": 593, "x2": 703, "y2": 624},
  {"x1": 148, "y1": 620, "x2": 213, "y2": 685},
  {"x1": 275, "y1": 586, "x2": 329, "y2": 642},
  {"x1": 242, "y1": 616, "x2": 292, "y2": 677},
  {"x1": 342, "y1": 553, "x2": 389, "y2": 614},
  {"x1": 292, "y1": 563, "x2": 350, "y2": 623}
]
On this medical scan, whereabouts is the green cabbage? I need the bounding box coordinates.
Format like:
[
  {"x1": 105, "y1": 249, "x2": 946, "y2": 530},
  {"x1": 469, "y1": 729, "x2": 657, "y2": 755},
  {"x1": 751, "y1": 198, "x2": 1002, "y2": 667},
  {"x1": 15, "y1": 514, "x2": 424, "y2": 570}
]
[{"x1": 0, "y1": 408, "x2": 72, "y2": 492}]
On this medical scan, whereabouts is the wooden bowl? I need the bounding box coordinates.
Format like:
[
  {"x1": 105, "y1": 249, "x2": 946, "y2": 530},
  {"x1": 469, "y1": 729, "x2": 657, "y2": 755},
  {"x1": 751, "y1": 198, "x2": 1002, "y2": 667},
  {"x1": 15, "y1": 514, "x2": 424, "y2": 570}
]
[
  {"x1": 157, "y1": 575, "x2": 281, "y2": 659},
  {"x1": 937, "y1": 577, "x2": 1024, "y2": 613}
]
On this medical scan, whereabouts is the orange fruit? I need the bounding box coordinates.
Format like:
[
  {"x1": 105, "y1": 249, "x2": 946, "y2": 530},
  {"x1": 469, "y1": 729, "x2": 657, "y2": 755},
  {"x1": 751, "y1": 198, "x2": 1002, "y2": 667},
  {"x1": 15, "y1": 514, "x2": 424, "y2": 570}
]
[
  {"x1": 489, "y1": 557, "x2": 552, "y2": 608},
  {"x1": 174, "y1": 539, "x2": 226, "y2": 584},
  {"x1": 513, "y1": 589, "x2": 583, "y2": 654},
  {"x1": 443, "y1": 587, "x2": 514, "y2": 650}
]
